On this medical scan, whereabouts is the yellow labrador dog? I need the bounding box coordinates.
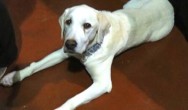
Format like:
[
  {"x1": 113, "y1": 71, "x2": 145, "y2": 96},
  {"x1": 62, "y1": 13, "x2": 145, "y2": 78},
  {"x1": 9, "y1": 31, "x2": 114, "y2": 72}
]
[{"x1": 0, "y1": 0, "x2": 174, "y2": 110}]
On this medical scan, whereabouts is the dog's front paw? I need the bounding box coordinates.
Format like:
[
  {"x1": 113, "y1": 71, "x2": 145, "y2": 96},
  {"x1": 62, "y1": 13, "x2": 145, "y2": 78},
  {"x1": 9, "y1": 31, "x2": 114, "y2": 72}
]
[
  {"x1": 55, "y1": 101, "x2": 74, "y2": 110},
  {"x1": 55, "y1": 106, "x2": 74, "y2": 110},
  {"x1": 0, "y1": 71, "x2": 17, "y2": 86}
]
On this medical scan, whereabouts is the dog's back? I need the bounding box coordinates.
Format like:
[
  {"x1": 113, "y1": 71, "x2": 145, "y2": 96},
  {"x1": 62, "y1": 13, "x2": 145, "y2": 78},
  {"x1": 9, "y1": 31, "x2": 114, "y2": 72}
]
[{"x1": 116, "y1": 0, "x2": 174, "y2": 49}]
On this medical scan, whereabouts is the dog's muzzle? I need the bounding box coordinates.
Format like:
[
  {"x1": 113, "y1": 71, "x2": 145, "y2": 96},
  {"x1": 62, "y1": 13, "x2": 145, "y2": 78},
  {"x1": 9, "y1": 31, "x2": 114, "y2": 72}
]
[{"x1": 64, "y1": 40, "x2": 77, "y2": 53}]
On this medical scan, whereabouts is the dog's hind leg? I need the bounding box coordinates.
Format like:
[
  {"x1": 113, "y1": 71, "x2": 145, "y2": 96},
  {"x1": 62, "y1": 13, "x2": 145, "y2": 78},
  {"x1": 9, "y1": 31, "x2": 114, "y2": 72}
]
[
  {"x1": 0, "y1": 48, "x2": 69, "y2": 86},
  {"x1": 55, "y1": 56, "x2": 114, "y2": 110}
]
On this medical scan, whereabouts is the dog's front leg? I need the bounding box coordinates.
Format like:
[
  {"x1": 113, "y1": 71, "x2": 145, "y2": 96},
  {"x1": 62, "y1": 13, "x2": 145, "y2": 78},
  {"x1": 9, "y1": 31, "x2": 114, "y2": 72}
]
[
  {"x1": 0, "y1": 48, "x2": 69, "y2": 86},
  {"x1": 55, "y1": 56, "x2": 114, "y2": 110}
]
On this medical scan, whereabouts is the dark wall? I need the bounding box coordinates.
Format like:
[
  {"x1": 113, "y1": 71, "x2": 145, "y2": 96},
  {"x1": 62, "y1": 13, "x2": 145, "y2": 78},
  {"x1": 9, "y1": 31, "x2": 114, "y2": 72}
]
[
  {"x1": 0, "y1": 0, "x2": 18, "y2": 67},
  {"x1": 169, "y1": 0, "x2": 188, "y2": 40}
]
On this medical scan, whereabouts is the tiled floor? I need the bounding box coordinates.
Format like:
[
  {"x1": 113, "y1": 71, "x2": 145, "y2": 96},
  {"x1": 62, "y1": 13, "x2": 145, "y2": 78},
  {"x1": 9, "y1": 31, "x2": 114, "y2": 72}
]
[{"x1": 0, "y1": 0, "x2": 188, "y2": 110}]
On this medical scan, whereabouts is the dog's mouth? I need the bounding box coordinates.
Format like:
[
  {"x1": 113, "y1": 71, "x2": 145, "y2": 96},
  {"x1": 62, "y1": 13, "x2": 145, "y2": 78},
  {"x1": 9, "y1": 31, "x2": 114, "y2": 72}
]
[
  {"x1": 63, "y1": 43, "x2": 88, "y2": 55},
  {"x1": 64, "y1": 48, "x2": 75, "y2": 54},
  {"x1": 64, "y1": 48, "x2": 84, "y2": 55}
]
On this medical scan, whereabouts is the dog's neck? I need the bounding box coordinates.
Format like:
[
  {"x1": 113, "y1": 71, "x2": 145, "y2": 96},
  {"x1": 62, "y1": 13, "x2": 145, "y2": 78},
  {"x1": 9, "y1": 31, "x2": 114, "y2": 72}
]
[
  {"x1": 83, "y1": 42, "x2": 102, "y2": 56},
  {"x1": 83, "y1": 31, "x2": 104, "y2": 57}
]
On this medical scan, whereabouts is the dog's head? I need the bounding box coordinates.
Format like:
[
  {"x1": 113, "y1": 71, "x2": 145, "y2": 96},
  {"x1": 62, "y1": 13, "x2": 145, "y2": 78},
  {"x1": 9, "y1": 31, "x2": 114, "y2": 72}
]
[{"x1": 59, "y1": 4, "x2": 110, "y2": 55}]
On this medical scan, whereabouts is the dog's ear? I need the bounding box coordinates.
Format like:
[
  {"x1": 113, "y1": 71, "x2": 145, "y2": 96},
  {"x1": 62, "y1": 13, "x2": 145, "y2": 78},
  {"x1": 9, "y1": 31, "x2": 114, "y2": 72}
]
[
  {"x1": 97, "y1": 12, "x2": 111, "y2": 43},
  {"x1": 59, "y1": 8, "x2": 70, "y2": 39}
]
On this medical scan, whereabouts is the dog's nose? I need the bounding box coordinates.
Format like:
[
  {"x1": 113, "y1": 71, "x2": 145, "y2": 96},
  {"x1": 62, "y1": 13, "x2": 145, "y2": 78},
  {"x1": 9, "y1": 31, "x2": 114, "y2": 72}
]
[{"x1": 65, "y1": 40, "x2": 77, "y2": 50}]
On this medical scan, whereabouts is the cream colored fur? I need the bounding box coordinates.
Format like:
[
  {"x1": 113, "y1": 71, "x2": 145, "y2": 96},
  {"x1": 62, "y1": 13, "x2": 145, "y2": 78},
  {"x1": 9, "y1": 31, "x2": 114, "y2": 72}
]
[{"x1": 0, "y1": 0, "x2": 174, "y2": 110}]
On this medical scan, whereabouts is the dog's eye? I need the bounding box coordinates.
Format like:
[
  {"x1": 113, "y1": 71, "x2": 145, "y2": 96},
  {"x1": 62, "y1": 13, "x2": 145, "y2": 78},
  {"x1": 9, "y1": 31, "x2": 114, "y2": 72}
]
[
  {"x1": 83, "y1": 23, "x2": 91, "y2": 29},
  {"x1": 65, "y1": 19, "x2": 72, "y2": 25}
]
